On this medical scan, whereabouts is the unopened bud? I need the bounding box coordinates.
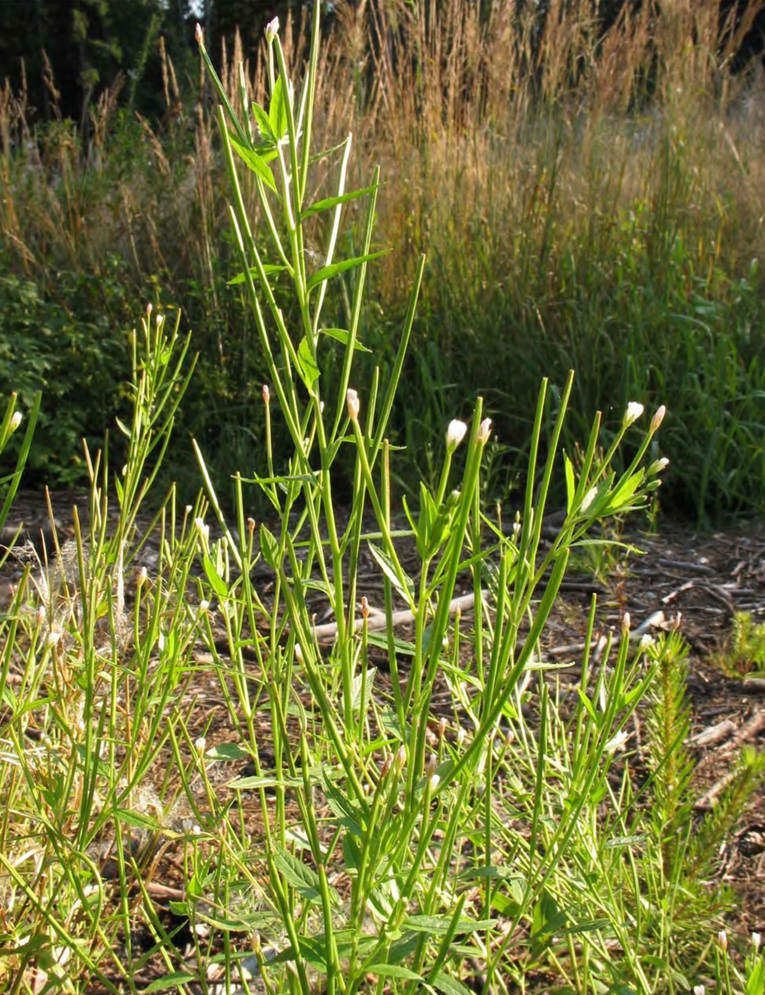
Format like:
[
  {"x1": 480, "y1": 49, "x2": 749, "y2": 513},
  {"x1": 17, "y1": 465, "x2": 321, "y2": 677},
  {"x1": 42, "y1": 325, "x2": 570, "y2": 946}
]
[
  {"x1": 438, "y1": 716, "x2": 447, "y2": 740},
  {"x1": 198, "y1": 600, "x2": 210, "y2": 614},
  {"x1": 394, "y1": 744, "x2": 406, "y2": 770},
  {"x1": 718, "y1": 929, "x2": 727, "y2": 953},
  {"x1": 136, "y1": 566, "x2": 148, "y2": 589},
  {"x1": 10, "y1": 411, "x2": 22, "y2": 432},
  {"x1": 380, "y1": 754, "x2": 392, "y2": 776},
  {"x1": 623, "y1": 401, "x2": 644, "y2": 427},
  {"x1": 752, "y1": 932, "x2": 761, "y2": 952},
  {"x1": 195, "y1": 736, "x2": 206, "y2": 754},
  {"x1": 425, "y1": 753, "x2": 438, "y2": 777},
  {"x1": 477, "y1": 417, "x2": 492, "y2": 444},
  {"x1": 650, "y1": 404, "x2": 666, "y2": 432},
  {"x1": 262, "y1": 384, "x2": 270, "y2": 405},
  {"x1": 265, "y1": 16, "x2": 280, "y2": 43},
  {"x1": 428, "y1": 773, "x2": 441, "y2": 792},
  {"x1": 346, "y1": 388, "x2": 360, "y2": 422},
  {"x1": 580, "y1": 485, "x2": 598, "y2": 514},
  {"x1": 445, "y1": 419, "x2": 467, "y2": 453},
  {"x1": 195, "y1": 517, "x2": 209, "y2": 544},
  {"x1": 247, "y1": 517, "x2": 256, "y2": 535},
  {"x1": 622, "y1": 612, "x2": 631, "y2": 633},
  {"x1": 648, "y1": 457, "x2": 670, "y2": 475},
  {"x1": 195, "y1": 22, "x2": 204, "y2": 46},
  {"x1": 361, "y1": 596, "x2": 369, "y2": 619}
]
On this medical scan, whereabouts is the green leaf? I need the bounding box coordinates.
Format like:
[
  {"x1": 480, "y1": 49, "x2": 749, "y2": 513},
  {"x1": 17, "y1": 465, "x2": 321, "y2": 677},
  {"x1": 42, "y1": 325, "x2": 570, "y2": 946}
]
[
  {"x1": 273, "y1": 849, "x2": 327, "y2": 905},
  {"x1": 563, "y1": 452, "x2": 575, "y2": 514},
  {"x1": 297, "y1": 336, "x2": 320, "y2": 390},
  {"x1": 202, "y1": 553, "x2": 228, "y2": 599},
  {"x1": 306, "y1": 250, "x2": 388, "y2": 292},
  {"x1": 367, "y1": 964, "x2": 423, "y2": 981},
  {"x1": 227, "y1": 263, "x2": 287, "y2": 286},
  {"x1": 259, "y1": 525, "x2": 279, "y2": 567},
  {"x1": 320, "y1": 327, "x2": 371, "y2": 352},
  {"x1": 143, "y1": 972, "x2": 198, "y2": 992},
  {"x1": 228, "y1": 774, "x2": 302, "y2": 789},
  {"x1": 301, "y1": 184, "x2": 377, "y2": 219},
  {"x1": 205, "y1": 742, "x2": 251, "y2": 761},
  {"x1": 429, "y1": 972, "x2": 473, "y2": 995},
  {"x1": 228, "y1": 133, "x2": 277, "y2": 192},
  {"x1": 367, "y1": 542, "x2": 413, "y2": 602},
  {"x1": 269, "y1": 75, "x2": 289, "y2": 140},
  {"x1": 115, "y1": 808, "x2": 161, "y2": 831},
  {"x1": 342, "y1": 832, "x2": 361, "y2": 873},
  {"x1": 252, "y1": 101, "x2": 274, "y2": 142},
  {"x1": 404, "y1": 914, "x2": 492, "y2": 934}
]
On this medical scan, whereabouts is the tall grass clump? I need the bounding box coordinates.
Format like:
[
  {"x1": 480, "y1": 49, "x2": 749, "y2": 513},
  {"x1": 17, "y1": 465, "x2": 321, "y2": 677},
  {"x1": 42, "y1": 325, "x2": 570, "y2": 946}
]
[
  {"x1": 3, "y1": 6, "x2": 765, "y2": 992},
  {"x1": 1, "y1": 1, "x2": 764, "y2": 520}
]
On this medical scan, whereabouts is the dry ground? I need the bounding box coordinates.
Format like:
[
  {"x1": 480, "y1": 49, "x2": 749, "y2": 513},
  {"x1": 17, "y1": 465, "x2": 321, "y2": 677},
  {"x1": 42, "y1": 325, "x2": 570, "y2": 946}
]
[{"x1": 2, "y1": 491, "x2": 764, "y2": 989}]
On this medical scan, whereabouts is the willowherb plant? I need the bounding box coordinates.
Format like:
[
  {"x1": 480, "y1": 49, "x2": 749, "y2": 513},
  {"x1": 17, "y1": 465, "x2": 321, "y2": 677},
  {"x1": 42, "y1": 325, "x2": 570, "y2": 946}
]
[{"x1": 187, "y1": 5, "x2": 674, "y2": 992}]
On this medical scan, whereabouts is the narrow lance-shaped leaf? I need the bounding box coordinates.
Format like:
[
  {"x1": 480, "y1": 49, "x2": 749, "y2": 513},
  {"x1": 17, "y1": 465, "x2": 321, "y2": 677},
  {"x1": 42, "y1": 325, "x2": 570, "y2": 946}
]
[
  {"x1": 301, "y1": 184, "x2": 378, "y2": 219},
  {"x1": 269, "y1": 74, "x2": 290, "y2": 141},
  {"x1": 306, "y1": 250, "x2": 388, "y2": 292},
  {"x1": 228, "y1": 134, "x2": 277, "y2": 193}
]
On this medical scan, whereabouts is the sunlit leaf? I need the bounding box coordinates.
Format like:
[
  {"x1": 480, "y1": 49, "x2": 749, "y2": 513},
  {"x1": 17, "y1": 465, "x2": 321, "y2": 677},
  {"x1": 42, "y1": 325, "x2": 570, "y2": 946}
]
[{"x1": 306, "y1": 250, "x2": 388, "y2": 292}]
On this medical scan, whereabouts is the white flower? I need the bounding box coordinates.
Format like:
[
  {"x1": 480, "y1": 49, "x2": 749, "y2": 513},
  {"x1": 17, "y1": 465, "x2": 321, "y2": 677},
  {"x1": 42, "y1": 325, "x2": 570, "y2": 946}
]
[
  {"x1": 195, "y1": 517, "x2": 209, "y2": 542},
  {"x1": 445, "y1": 419, "x2": 467, "y2": 453},
  {"x1": 752, "y1": 932, "x2": 761, "y2": 952},
  {"x1": 265, "y1": 16, "x2": 280, "y2": 43},
  {"x1": 195, "y1": 736, "x2": 206, "y2": 754},
  {"x1": 623, "y1": 401, "x2": 644, "y2": 427},
  {"x1": 346, "y1": 388, "x2": 360, "y2": 422},
  {"x1": 10, "y1": 411, "x2": 22, "y2": 432}
]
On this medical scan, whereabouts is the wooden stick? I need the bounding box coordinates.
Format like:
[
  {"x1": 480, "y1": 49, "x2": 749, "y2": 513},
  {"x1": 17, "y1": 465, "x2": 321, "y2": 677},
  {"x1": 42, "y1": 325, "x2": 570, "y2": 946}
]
[{"x1": 311, "y1": 590, "x2": 484, "y2": 645}]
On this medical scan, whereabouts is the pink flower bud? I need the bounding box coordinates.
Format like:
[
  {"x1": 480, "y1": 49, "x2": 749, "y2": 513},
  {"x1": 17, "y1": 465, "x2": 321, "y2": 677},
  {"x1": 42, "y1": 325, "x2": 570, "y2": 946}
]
[
  {"x1": 650, "y1": 404, "x2": 666, "y2": 432},
  {"x1": 194, "y1": 22, "x2": 203, "y2": 46},
  {"x1": 477, "y1": 417, "x2": 492, "y2": 444}
]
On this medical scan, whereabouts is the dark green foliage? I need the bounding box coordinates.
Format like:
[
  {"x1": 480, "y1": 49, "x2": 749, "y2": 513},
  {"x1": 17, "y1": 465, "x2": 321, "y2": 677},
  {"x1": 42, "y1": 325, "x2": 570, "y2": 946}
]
[{"x1": 0, "y1": 271, "x2": 131, "y2": 484}]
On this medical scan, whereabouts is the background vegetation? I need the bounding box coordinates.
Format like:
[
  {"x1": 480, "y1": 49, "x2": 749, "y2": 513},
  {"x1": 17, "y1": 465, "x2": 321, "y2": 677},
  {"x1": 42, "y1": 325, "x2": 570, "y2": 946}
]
[{"x1": 1, "y1": 0, "x2": 764, "y2": 522}]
